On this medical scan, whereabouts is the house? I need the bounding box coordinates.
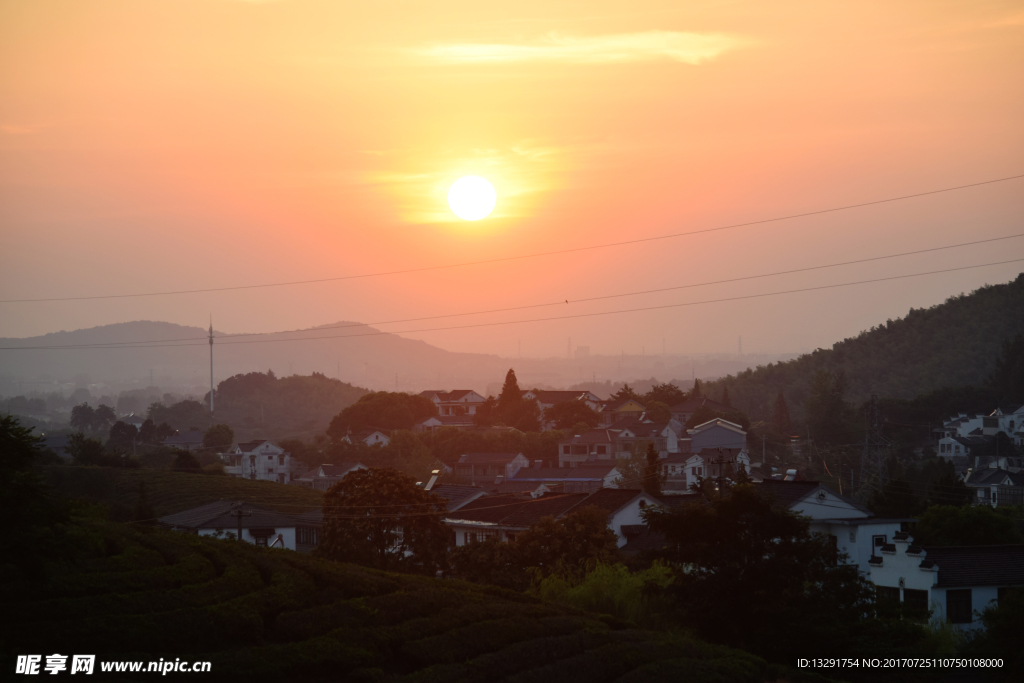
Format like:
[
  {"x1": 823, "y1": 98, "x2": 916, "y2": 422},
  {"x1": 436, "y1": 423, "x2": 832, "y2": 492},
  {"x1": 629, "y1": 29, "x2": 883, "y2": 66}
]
[
  {"x1": 669, "y1": 396, "x2": 733, "y2": 427},
  {"x1": 292, "y1": 462, "x2": 368, "y2": 491},
  {"x1": 558, "y1": 429, "x2": 616, "y2": 467},
  {"x1": 445, "y1": 487, "x2": 660, "y2": 547},
  {"x1": 522, "y1": 390, "x2": 603, "y2": 429},
  {"x1": 158, "y1": 501, "x2": 301, "y2": 550},
  {"x1": 963, "y1": 467, "x2": 1024, "y2": 507},
  {"x1": 936, "y1": 404, "x2": 1024, "y2": 453},
  {"x1": 419, "y1": 389, "x2": 487, "y2": 416},
  {"x1": 415, "y1": 414, "x2": 477, "y2": 432},
  {"x1": 687, "y1": 418, "x2": 747, "y2": 453},
  {"x1": 665, "y1": 447, "x2": 751, "y2": 491},
  {"x1": 161, "y1": 430, "x2": 205, "y2": 452},
  {"x1": 221, "y1": 440, "x2": 299, "y2": 483},
  {"x1": 453, "y1": 452, "x2": 530, "y2": 484},
  {"x1": 508, "y1": 463, "x2": 621, "y2": 493},
  {"x1": 868, "y1": 534, "x2": 1024, "y2": 630},
  {"x1": 609, "y1": 418, "x2": 680, "y2": 458},
  {"x1": 597, "y1": 398, "x2": 647, "y2": 427},
  {"x1": 346, "y1": 428, "x2": 390, "y2": 447}
]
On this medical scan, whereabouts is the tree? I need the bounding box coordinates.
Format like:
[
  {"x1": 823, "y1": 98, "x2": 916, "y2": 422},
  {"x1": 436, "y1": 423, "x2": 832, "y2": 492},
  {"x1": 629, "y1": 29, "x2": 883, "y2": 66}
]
[
  {"x1": 448, "y1": 537, "x2": 527, "y2": 591},
  {"x1": 644, "y1": 400, "x2": 671, "y2": 424},
  {"x1": 93, "y1": 404, "x2": 117, "y2": 433},
  {"x1": 721, "y1": 386, "x2": 731, "y2": 408},
  {"x1": 988, "y1": 333, "x2": 1024, "y2": 406},
  {"x1": 770, "y1": 390, "x2": 793, "y2": 435},
  {"x1": 326, "y1": 392, "x2": 436, "y2": 439},
  {"x1": 610, "y1": 383, "x2": 638, "y2": 402},
  {"x1": 962, "y1": 588, "x2": 1024, "y2": 680},
  {"x1": 139, "y1": 419, "x2": 174, "y2": 444},
  {"x1": 868, "y1": 477, "x2": 922, "y2": 518},
  {"x1": 1, "y1": 415, "x2": 61, "y2": 529},
  {"x1": 515, "y1": 505, "x2": 620, "y2": 581},
  {"x1": 805, "y1": 369, "x2": 855, "y2": 448},
  {"x1": 171, "y1": 450, "x2": 202, "y2": 472},
  {"x1": 473, "y1": 396, "x2": 497, "y2": 427},
  {"x1": 644, "y1": 382, "x2": 686, "y2": 407},
  {"x1": 690, "y1": 379, "x2": 702, "y2": 398},
  {"x1": 203, "y1": 424, "x2": 235, "y2": 451},
  {"x1": 496, "y1": 369, "x2": 524, "y2": 414},
  {"x1": 132, "y1": 481, "x2": 155, "y2": 523},
  {"x1": 644, "y1": 484, "x2": 893, "y2": 658},
  {"x1": 642, "y1": 442, "x2": 662, "y2": 496},
  {"x1": 912, "y1": 505, "x2": 1023, "y2": 546},
  {"x1": 318, "y1": 467, "x2": 449, "y2": 573},
  {"x1": 107, "y1": 421, "x2": 138, "y2": 451},
  {"x1": 546, "y1": 400, "x2": 599, "y2": 430},
  {"x1": 67, "y1": 432, "x2": 108, "y2": 466},
  {"x1": 69, "y1": 403, "x2": 95, "y2": 432},
  {"x1": 614, "y1": 443, "x2": 649, "y2": 490}
]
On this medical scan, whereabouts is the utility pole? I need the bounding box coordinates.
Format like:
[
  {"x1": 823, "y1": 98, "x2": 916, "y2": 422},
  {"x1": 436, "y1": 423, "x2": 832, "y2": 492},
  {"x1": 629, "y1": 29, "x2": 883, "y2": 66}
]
[
  {"x1": 858, "y1": 394, "x2": 890, "y2": 501},
  {"x1": 208, "y1": 318, "x2": 215, "y2": 413},
  {"x1": 229, "y1": 507, "x2": 251, "y2": 542}
]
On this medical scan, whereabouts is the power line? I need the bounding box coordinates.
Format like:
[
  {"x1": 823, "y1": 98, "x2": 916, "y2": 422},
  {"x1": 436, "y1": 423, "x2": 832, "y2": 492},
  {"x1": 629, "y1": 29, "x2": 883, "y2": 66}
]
[
  {"x1": 13, "y1": 233, "x2": 1020, "y2": 350},
  {"x1": 3, "y1": 172, "x2": 1022, "y2": 304},
  {"x1": 4, "y1": 258, "x2": 1020, "y2": 351}
]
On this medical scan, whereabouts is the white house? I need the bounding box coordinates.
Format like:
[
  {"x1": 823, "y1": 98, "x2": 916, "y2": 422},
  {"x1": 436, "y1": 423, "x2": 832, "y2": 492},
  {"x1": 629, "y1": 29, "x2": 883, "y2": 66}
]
[
  {"x1": 419, "y1": 389, "x2": 487, "y2": 416},
  {"x1": 558, "y1": 429, "x2": 617, "y2": 467},
  {"x1": 293, "y1": 462, "x2": 368, "y2": 491},
  {"x1": 445, "y1": 488, "x2": 660, "y2": 548},
  {"x1": 678, "y1": 447, "x2": 751, "y2": 490},
  {"x1": 687, "y1": 418, "x2": 747, "y2": 453},
  {"x1": 159, "y1": 501, "x2": 300, "y2": 550},
  {"x1": 868, "y1": 535, "x2": 1024, "y2": 630},
  {"x1": 963, "y1": 467, "x2": 1024, "y2": 507},
  {"x1": 221, "y1": 440, "x2": 299, "y2": 483},
  {"x1": 345, "y1": 428, "x2": 390, "y2": 447}
]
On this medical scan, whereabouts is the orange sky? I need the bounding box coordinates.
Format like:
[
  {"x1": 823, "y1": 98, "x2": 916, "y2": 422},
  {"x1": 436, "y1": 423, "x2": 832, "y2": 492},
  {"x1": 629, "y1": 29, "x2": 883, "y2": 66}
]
[{"x1": 1, "y1": 0, "x2": 1023, "y2": 359}]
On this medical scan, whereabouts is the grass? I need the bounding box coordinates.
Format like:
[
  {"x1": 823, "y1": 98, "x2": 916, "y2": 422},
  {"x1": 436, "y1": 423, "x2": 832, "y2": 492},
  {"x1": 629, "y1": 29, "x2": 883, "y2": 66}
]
[
  {"x1": 41, "y1": 465, "x2": 324, "y2": 516},
  {"x1": 0, "y1": 519, "x2": 788, "y2": 683}
]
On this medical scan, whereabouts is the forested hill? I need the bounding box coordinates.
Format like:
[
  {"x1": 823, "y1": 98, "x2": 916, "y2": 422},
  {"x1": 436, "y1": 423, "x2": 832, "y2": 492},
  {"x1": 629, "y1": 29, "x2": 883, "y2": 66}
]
[{"x1": 708, "y1": 273, "x2": 1024, "y2": 421}]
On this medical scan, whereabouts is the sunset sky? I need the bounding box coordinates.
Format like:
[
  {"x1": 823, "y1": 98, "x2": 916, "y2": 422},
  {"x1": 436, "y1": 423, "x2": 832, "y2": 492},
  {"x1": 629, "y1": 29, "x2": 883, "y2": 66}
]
[{"x1": 1, "y1": 0, "x2": 1022, "y2": 359}]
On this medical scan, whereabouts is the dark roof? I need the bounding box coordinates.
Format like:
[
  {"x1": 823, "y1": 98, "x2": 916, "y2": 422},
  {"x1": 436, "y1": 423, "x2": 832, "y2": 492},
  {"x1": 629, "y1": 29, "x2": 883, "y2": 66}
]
[
  {"x1": 605, "y1": 397, "x2": 646, "y2": 411},
  {"x1": 319, "y1": 462, "x2": 365, "y2": 477},
  {"x1": 510, "y1": 465, "x2": 616, "y2": 481},
  {"x1": 293, "y1": 509, "x2": 324, "y2": 526},
  {"x1": 458, "y1": 452, "x2": 525, "y2": 464},
  {"x1": 158, "y1": 501, "x2": 297, "y2": 530},
  {"x1": 654, "y1": 493, "x2": 705, "y2": 507},
  {"x1": 925, "y1": 545, "x2": 1024, "y2": 587},
  {"x1": 449, "y1": 488, "x2": 649, "y2": 529},
  {"x1": 752, "y1": 480, "x2": 870, "y2": 515},
  {"x1": 421, "y1": 415, "x2": 476, "y2": 425},
  {"x1": 430, "y1": 484, "x2": 487, "y2": 510},
  {"x1": 966, "y1": 468, "x2": 1024, "y2": 486},
  {"x1": 669, "y1": 396, "x2": 732, "y2": 414},
  {"x1": 236, "y1": 439, "x2": 271, "y2": 452},
  {"x1": 352, "y1": 428, "x2": 387, "y2": 439},
  {"x1": 163, "y1": 431, "x2": 205, "y2": 445},
  {"x1": 609, "y1": 419, "x2": 670, "y2": 437},
  {"x1": 868, "y1": 556, "x2": 883, "y2": 565}
]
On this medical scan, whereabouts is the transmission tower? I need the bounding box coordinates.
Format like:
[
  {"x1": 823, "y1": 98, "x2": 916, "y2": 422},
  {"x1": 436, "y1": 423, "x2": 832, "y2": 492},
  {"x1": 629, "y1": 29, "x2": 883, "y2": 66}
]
[{"x1": 857, "y1": 394, "x2": 890, "y2": 501}]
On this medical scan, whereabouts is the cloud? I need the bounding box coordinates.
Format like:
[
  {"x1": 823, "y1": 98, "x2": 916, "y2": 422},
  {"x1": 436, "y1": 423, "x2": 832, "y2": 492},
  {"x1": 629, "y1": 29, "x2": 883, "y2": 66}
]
[{"x1": 417, "y1": 31, "x2": 744, "y2": 65}]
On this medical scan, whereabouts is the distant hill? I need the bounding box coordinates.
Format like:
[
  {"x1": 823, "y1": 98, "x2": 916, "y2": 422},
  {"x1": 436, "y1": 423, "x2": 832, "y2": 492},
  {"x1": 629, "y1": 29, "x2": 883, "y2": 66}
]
[
  {"x1": 0, "y1": 320, "x2": 795, "y2": 396},
  {"x1": 708, "y1": 273, "x2": 1024, "y2": 421}
]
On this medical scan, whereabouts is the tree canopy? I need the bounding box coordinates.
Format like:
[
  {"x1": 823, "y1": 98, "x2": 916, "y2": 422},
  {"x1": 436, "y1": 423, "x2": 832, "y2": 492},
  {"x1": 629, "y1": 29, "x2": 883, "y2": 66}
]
[
  {"x1": 912, "y1": 505, "x2": 1023, "y2": 546},
  {"x1": 546, "y1": 400, "x2": 600, "y2": 430},
  {"x1": 318, "y1": 467, "x2": 449, "y2": 573},
  {"x1": 326, "y1": 391, "x2": 437, "y2": 438},
  {"x1": 203, "y1": 423, "x2": 235, "y2": 450}
]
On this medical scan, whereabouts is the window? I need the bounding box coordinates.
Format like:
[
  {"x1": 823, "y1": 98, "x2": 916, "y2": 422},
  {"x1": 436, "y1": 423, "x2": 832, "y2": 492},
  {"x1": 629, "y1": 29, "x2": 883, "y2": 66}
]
[
  {"x1": 876, "y1": 586, "x2": 900, "y2": 603},
  {"x1": 946, "y1": 589, "x2": 972, "y2": 623},
  {"x1": 268, "y1": 455, "x2": 273, "y2": 461},
  {"x1": 267, "y1": 468, "x2": 274, "y2": 474},
  {"x1": 563, "y1": 446, "x2": 571, "y2": 454},
  {"x1": 904, "y1": 589, "x2": 929, "y2": 615},
  {"x1": 596, "y1": 445, "x2": 607, "y2": 455},
  {"x1": 297, "y1": 527, "x2": 319, "y2": 546},
  {"x1": 872, "y1": 535, "x2": 887, "y2": 552},
  {"x1": 466, "y1": 530, "x2": 498, "y2": 543},
  {"x1": 279, "y1": 455, "x2": 285, "y2": 465}
]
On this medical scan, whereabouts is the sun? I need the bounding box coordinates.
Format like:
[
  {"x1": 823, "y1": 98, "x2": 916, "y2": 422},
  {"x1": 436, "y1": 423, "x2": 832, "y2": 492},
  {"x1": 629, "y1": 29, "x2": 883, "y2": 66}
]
[{"x1": 448, "y1": 176, "x2": 496, "y2": 221}]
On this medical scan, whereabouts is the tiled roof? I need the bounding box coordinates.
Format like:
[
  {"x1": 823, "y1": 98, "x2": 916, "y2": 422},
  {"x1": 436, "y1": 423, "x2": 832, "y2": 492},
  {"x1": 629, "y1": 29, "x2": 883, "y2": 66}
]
[
  {"x1": 236, "y1": 439, "x2": 270, "y2": 452},
  {"x1": 925, "y1": 545, "x2": 1024, "y2": 587},
  {"x1": 293, "y1": 509, "x2": 324, "y2": 526},
  {"x1": 569, "y1": 487, "x2": 649, "y2": 514},
  {"x1": 158, "y1": 501, "x2": 297, "y2": 530},
  {"x1": 458, "y1": 452, "x2": 524, "y2": 464},
  {"x1": 654, "y1": 493, "x2": 705, "y2": 507},
  {"x1": 669, "y1": 397, "x2": 732, "y2": 414},
  {"x1": 430, "y1": 484, "x2": 487, "y2": 510},
  {"x1": 319, "y1": 462, "x2": 365, "y2": 478},
  {"x1": 752, "y1": 480, "x2": 872, "y2": 515},
  {"x1": 163, "y1": 431, "x2": 205, "y2": 445},
  {"x1": 448, "y1": 488, "x2": 649, "y2": 529},
  {"x1": 510, "y1": 465, "x2": 615, "y2": 481},
  {"x1": 606, "y1": 398, "x2": 646, "y2": 411},
  {"x1": 966, "y1": 468, "x2": 1024, "y2": 486},
  {"x1": 688, "y1": 418, "x2": 745, "y2": 434}
]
